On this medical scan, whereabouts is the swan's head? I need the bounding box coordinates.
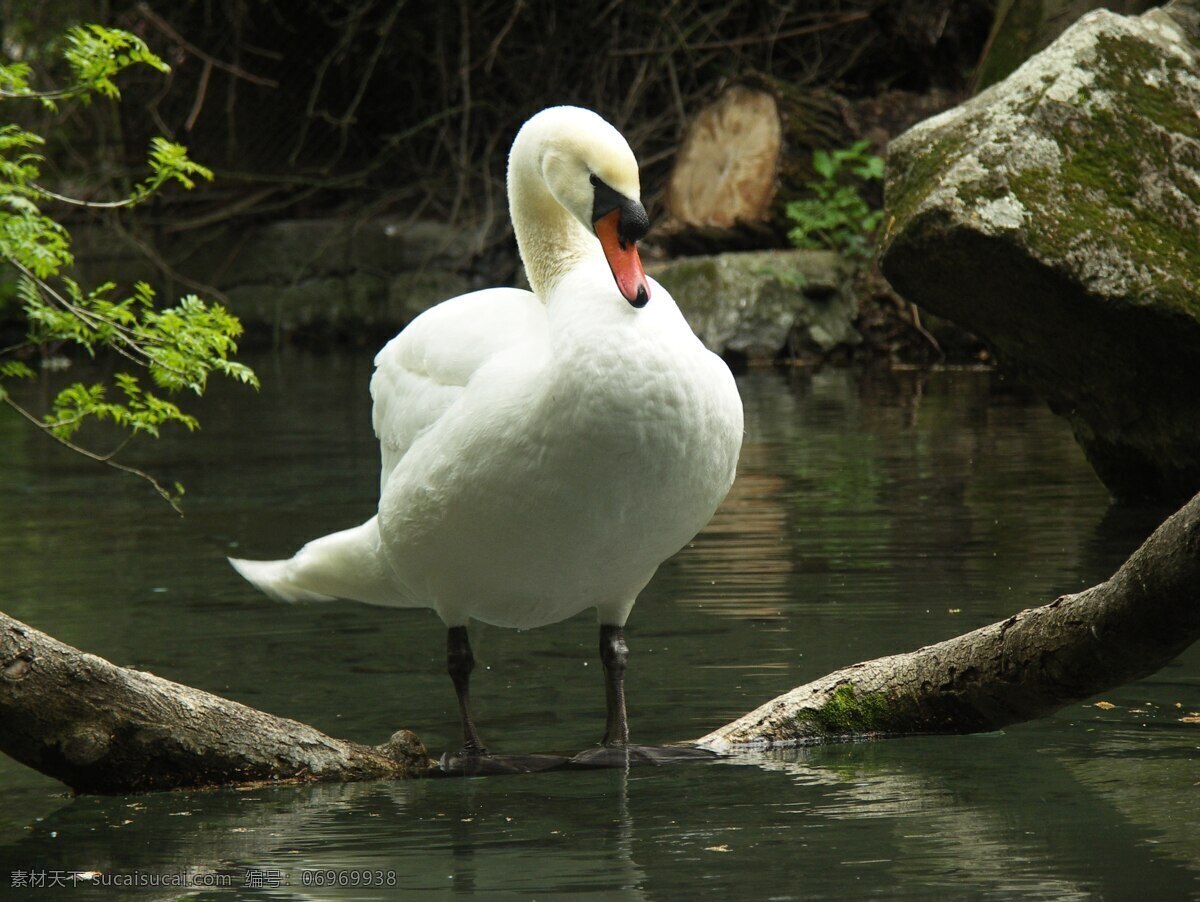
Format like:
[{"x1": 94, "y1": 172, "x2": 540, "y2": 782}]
[{"x1": 512, "y1": 106, "x2": 651, "y2": 308}]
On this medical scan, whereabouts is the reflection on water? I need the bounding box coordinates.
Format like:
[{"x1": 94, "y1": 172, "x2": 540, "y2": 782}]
[{"x1": 1, "y1": 353, "x2": 1197, "y2": 898}]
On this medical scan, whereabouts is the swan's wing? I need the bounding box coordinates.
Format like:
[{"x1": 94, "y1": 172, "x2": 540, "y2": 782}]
[{"x1": 370, "y1": 287, "x2": 544, "y2": 492}]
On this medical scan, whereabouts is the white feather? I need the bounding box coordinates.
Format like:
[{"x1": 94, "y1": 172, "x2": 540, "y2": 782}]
[{"x1": 230, "y1": 106, "x2": 743, "y2": 633}]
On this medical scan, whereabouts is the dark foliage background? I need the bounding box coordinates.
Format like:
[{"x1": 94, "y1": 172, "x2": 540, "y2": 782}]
[{"x1": 4, "y1": 0, "x2": 993, "y2": 258}]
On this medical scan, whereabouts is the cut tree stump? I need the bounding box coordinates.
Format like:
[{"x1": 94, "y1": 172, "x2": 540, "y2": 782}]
[
  {"x1": 656, "y1": 82, "x2": 962, "y2": 255},
  {"x1": 666, "y1": 85, "x2": 783, "y2": 231},
  {"x1": 659, "y1": 82, "x2": 846, "y2": 253}
]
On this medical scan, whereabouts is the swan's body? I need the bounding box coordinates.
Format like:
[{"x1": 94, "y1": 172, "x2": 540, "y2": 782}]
[{"x1": 231, "y1": 107, "x2": 743, "y2": 759}]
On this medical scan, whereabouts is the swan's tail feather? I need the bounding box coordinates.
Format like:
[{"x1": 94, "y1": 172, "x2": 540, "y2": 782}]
[
  {"x1": 228, "y1": 516, "x2": 402, "y2": 607},
  {"x1": 228, "y1": 557, "x2": 338, "y2": 603}
]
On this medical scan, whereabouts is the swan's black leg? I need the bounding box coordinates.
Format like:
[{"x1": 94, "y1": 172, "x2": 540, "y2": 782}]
[
  {"x1": 447, "y1": 626, "x2": 487, "y2": 756},
  {"x1": 568, "y1": 624, "x2": 720, "y2": 768},
  {"x1": 599, "y1": 624, "x2": 630, "y2": 746}
]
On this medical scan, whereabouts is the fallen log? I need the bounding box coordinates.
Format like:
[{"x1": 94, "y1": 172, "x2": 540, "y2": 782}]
[
  {"x1": 701, "y1": 491, "x2": 1200, "y2": 749},
  {"x1": 0, "y1": 619, "x2": 431, "y2": 793},
  {"x1": 2, "y1": 491, "x2": 1197, "y2": 793}
]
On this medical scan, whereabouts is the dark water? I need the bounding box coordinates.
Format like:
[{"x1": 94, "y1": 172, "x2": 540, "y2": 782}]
[{"x1": 1, "y1": 352, "x2": 1197, "y2": 899}]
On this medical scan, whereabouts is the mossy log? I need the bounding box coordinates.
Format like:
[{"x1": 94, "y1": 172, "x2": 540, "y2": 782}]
[
  {"x1": 701, "y1": 490, "x2": 1200, "y2": 749},
  {"x1": 2, "y1": 490, "x2": 1198, "y2": 793}
]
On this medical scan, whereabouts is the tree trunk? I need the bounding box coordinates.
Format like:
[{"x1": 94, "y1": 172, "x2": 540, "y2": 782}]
[{"x1": 2, "y1": 491, "x2": 1197, "y2": 793}]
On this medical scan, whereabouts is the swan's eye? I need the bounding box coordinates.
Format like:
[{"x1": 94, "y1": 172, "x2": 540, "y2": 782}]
[{"x1": 589, "y1": 173, "x2": 601, "y2": 188}]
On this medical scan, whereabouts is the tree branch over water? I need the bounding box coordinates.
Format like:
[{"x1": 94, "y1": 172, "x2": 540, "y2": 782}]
[
  {"x1": 700, "y1": 491, "x2": 1200, "y2": 749},
  {"x1": 0, "y1": 619, "x2": 428, "y2": 793},
  {"x1": 2, "y1": 491, "x2": 1197, "y2": 793}
]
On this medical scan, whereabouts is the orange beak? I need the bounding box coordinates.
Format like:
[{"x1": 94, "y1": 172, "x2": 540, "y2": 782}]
[{"x1": 595, "y1": 209, "x2": 650, "y2": 308}]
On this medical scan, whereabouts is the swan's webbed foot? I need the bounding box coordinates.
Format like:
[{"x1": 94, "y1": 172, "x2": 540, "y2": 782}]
[
  {"x1": 566, "y1": 624, "x2": 722, "y2": 768},
  {"x1": 437, "y1": 750, "x2": 570, "y2": 776},
  {"x1": 569, "y1": 743, "x2": 721, "y2": 768},
  {"x1": 458, "y1": 739, "x2": 488, "y2": 758},
  {"x1": 436, "y1": 732, "x2": 497, "y2": 775},
  {"x1": 437, "y1": 748, "x2": 495, "y2": 775},
  {"x1": 434, "y1": 621, "x2": 723, "y2": 776}
]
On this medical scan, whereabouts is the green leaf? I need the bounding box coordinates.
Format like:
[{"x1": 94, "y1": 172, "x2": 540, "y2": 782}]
[
  {"x1": 62, "y1": 24, "x2": 169, "y2": 101},
  {"x1": 853, "y1": 155, "x2": 885, "y2": 181},
  {"x1": 0, "y1": 361, "x2": 35, "y2": 380},
  {"x1": 812, "y1": 150, "x2": 835, "y2": 180},
  {"x1": 0, "y1": 22, "x2": 257, "y2": 510},
  {"x1": 786, "y1": 142, "x2": 885, "y2": 257},
  {"x1": 131, "y1": 138, "x2": 214, "y2": 199},
  {"x1": 0, "y1": 61, "x2": 34, "y2": 96}
]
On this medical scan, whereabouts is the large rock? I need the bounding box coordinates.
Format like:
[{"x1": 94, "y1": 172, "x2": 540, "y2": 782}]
[
  {"x1": 879, "y1": 0, "x2": 1200, "y2": 502},
  {"x1": 171, "y1": 218, "x2": 476, "y2": 288},
  {"x1": 222, "y1": 269, "x2": 473, "y2": 338},
  {"x1": 224, "y1": 274, "x2": 388, "y2": 335},
  {"x1": 167, "y1": 218, "x2": 474, "y2": 337},
  {"x1": 649, "y1": 249, "x2": 859, "y2": 360}
]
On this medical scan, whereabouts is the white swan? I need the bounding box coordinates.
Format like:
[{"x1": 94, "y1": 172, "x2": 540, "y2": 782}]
[{"x1": 230, "y1": 106, "x2": 743, "y2": 761}]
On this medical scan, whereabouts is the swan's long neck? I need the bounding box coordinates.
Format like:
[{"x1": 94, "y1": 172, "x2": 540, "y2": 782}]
[{"x1": 507, "y1": 134, "x2": 598, "y2": 301}]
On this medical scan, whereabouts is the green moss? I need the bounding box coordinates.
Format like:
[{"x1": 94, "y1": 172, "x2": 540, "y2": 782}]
[
  {"x1": 1094, "y1": 34, "x2": 1197, "y2": 136},
  {"x1": 882, "y1": 128, "x2": 970, "y2": 239},
  {"x1": 887, "y1": 23, "x2": 1200, "y2": 320},
  {"x1": 1001, "y1": 32, "x2": 1200, "y2": 318},
  {"x1": 798, "y1": 684, "x2": 895, "y2": 735}
]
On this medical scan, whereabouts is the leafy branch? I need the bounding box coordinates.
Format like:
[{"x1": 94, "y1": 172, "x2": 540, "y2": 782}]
[
  {"x1": 786, "y1": 140, "x2": 885, "y2": 259},
  {"x1": 1, "y1": 24, "x2": 258, "y2": 512},
  {"x1": 0, "y1": 24, "x2": 168, "y2": 105}
]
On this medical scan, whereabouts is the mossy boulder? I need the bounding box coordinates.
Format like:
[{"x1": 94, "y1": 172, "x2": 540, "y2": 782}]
[
  {"x1": 225, "y1": 273, "x2": 388, "y2": 334},
  {"x1": 161, "y1": 219, "x2": 471, "y2": 339},
  {"x1": 171, "y1": 218, "x2": 475, "y2": 288},
  {"x1": 649, "y1": 249, "x2": 859, "y2": 360},
  {"x1": 879, "y1": 0, "x2": 1200, "y2": 502}
]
